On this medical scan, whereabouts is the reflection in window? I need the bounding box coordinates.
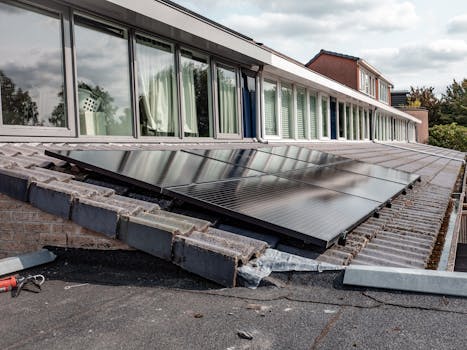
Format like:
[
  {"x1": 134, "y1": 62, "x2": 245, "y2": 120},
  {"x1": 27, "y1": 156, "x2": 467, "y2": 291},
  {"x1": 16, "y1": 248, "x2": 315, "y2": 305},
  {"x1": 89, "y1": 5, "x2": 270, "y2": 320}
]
[
  {"x1": 296, "y1": 88, "x2": 306, "y2": 139},
  {"x1": 217, "y1": 66, "x2": 238, "y2": 134},
  {"x1": 135, "y1": 35, "x2": 177, "y2": 137},
  {"x1": 321, "y1": 96, "x2": 328, "y2": 138},
  {"x1": 0, "y1": 3, "x2": 66, "y2": 127},
  {"x1": 281, "y1": 84, "x2": 293, "y2": 139},
  {"x1": 345, "y1": 104, "x2": 351, "y2": 140},
  {"x1": 309, "y1": 94, "x2": 317, "y2": 139},
  {"x1": 264, "y1": 80, "x2": 277, "y2": 136},
  {"x1": 338, "y1": 102, "x2": 345, "y2": 138},
  {"x1": 181, "y1": 50, "x2": 211, "y2": 137},
  {"x1": 75, "y1": 16, "x2": 132, "y2": 136}
]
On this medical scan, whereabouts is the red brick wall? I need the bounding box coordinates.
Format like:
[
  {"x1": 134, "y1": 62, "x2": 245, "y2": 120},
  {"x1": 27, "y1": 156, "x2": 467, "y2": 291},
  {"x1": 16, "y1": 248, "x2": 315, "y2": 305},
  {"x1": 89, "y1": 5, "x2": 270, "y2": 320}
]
[
  {"x1": 0, "y1": 193, "x2": 130, "y2": 259},
  {"x1": 399, "y1": 108, "x2": 429, "y2": 143},
  {"x1": 307, "y1": 55, "x2": 358, "y2": 90}
]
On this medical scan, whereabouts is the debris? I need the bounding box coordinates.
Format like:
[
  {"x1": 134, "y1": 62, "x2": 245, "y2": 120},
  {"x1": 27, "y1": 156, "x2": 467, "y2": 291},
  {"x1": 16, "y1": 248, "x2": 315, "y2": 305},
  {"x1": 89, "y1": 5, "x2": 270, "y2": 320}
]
[
  {"x1": 237, "y1": 330, "x2": 253, "y2": 340},
  {"x1": 246, "y1": 303, "x2": 268, "y2": 311},
  {"x1": 0, "y1": 249, "x2": 56, "y2": 277},
  {"x1": 0, "y1": 274, "x2": 45, "y2": 297},
  {"x1": 193, "y1": 313, "x2": 203, "y2": 318},
  {"x1": 64, "y1": 283, "x2": 89, "y2": 290}
]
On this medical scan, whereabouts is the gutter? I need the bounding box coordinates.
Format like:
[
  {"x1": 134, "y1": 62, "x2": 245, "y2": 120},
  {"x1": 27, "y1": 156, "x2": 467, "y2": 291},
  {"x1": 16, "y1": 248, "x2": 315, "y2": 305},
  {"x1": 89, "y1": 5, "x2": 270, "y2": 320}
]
[{"x1": 255, "y1": 65, "x2": 268, "y2": 144}]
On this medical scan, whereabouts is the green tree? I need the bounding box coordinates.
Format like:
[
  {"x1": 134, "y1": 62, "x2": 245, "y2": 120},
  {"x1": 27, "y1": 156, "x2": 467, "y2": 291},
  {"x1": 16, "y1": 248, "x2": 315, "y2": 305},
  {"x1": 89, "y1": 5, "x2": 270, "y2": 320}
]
[
  {"x1": 49, "y1": 87, "x2": 66, "y2": 127},
  {"x1": 0, "y1": 70, "x2": 39, "y2": 125},
  {"x1": 428, "y1": 123, "x2": 467, "y2": 152},
  {"x1": 407, "y1": 86, "x2": 441, "y2": 127},
  {"x1": 439, "y1": 79, "x2": 467, "y2": 127}
]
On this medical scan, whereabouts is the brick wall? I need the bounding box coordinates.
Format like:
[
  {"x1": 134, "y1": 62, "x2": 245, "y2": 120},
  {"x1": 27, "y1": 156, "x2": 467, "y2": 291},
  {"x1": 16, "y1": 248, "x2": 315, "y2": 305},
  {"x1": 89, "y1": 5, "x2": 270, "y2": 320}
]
[{"x1": 0, "y1": 193, "x2": 131, "y2": 259}]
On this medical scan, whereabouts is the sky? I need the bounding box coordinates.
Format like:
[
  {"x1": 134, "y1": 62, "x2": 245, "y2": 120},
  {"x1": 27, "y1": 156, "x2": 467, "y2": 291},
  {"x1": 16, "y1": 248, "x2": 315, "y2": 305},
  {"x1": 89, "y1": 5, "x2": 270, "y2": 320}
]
[{"x1": 172, "y1": 0, "x2": 467, "y2": 94}]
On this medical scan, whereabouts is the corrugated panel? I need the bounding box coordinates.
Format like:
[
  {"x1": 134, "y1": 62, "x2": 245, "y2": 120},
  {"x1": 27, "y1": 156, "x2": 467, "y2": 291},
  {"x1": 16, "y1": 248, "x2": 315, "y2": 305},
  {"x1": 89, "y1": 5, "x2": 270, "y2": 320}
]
[
  {"x1": 166, "y1": 174, "x2": 380, "y2": 247},
  {"x1": 258, "y1": 145, "x2": 350, "y2": 165}
]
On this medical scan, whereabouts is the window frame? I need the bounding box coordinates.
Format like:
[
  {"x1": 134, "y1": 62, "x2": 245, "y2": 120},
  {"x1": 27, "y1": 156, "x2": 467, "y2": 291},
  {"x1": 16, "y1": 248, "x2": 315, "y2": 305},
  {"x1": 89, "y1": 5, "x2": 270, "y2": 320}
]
[
  {"x1": 262, "y1": 77, "x2": 280, "y2": 139},
  {"x1": 308, "y1": 89, "x2": 319, "y2": 140},
  {"x1": 318, "y1": 93, "x2": 330, "y2": 140},
  {"x1": 337, "y1": 100, "x2": 346, "y2": 140},
  {"x1": 295, "y1": 85, "x2": 308, "y2": 140},
  {"x1": 213, "y1": 60, "x2": 242, "y2": 139},
  {"x1": 0, "y1": 0, "x2": 76, "y2": 137}
]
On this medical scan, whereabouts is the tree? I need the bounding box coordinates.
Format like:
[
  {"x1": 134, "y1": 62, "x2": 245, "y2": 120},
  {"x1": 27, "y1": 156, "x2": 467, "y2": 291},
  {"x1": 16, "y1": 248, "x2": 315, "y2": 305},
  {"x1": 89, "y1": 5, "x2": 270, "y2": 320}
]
[
  {"x1": 439, "y1": 79, "x2": 467, "y2": 127},
  {"x1": 49, "y1": 87, "x2": 66, "y2": 127},
  {"x1": 0, "y1": 70, "x2": 39, "y2": 126},
  {"x1": 428, "y1": 123, "x2": 467, "y2": 152},
  {"x1": 407, "y1": 86, "x2": 441, "y2": 127}
]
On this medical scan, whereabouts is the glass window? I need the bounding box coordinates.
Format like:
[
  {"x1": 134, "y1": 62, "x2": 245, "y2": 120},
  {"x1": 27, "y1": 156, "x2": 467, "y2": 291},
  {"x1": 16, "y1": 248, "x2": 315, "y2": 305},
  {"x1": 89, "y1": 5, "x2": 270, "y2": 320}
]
[
  {"x1": 309, "y1": 94, "x2": 318, "y2": 139},
  {"x1": 321, "y1": 96, "x2": 328, "y2": 138},
  {"x1": 181, "y1": 49, "x2": 211, "y2": 137},
  {"x1": 353, "y1": 106, "x2": 358, "y2": 140},
  {"x1": 135, "y1": 35, "x2": 177, "y2": 137},
  {"x1": 217, "y1": 65, "x2": 238, "y2": 134},
  {"x1": 345, "y1": 104, "x2": 351, "y2": 140},
  {"x1": 263, "y1": 80, "x2": 277, "y2": 136},
  {"x1": 360, "y1": 108, "x2": 365, "y2": 140},
  {"x1": 338, "y1": 102, "x2": 345, "y2": 138},
  {"x1": 0, "y1": 3, "x2": 66, "y2": 127},
  {"x1": 296, "y1": 88, "x2": 306, "y2": 139},
  {"x1": 75, "y1": 16, "x2": 132, "y2": 136},
  {"x1": 281, "y1": 83, "x2": 293, "y2": 139}
]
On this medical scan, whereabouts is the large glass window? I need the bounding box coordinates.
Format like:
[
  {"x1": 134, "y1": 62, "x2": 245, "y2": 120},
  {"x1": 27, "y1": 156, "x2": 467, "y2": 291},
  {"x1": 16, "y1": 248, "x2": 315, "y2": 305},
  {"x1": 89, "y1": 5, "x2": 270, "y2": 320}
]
[
  {"x1": 296, "y1": 88, "x2": 306, "y2": 139},
  {"x1": 264, "y1": 80, "x2": 277, "y2": 136},
  {"x1": 321, "y1": 96, "x2": 328, "y2": 138},
  {"x1": 359, "y1": 108, "x2": 365, "y2": 140},
  {"x1": 309, "y1": 94, "x2": 318, "y2": 139},
  {"x1": 338, "y1": 102, "x2": 345, "y2": 138},
  {"x1": 75, "y1": 16, "x2": 132, "y2": 136},
  {"x1": 0, "y1": 3, "x2": 66, "y2": 127},
  {"x1": 345, "y1": 104, "x2": 351, "y2": 140},
  {"x1": 135, "y1": 35, "x2": 177, "y2": 137},
  {"x1": 281, "y1": 83, "x2": 293, "y2": 139},
  {"x1": 181, "y1": 49, "x2": 211, "y2": 137},
  {"x1": 217, "y1": 65, "x2": 238, "y2": 134},
  {"x1": 353, "y1": 106, "x2": 358, "y2": 140}
]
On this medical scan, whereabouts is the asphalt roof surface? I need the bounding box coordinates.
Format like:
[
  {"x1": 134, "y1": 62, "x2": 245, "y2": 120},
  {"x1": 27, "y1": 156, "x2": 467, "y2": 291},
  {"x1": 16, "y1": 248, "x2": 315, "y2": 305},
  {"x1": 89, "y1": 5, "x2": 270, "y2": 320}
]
[{"x1": 1, "y1": 247, "x2": 467, "y2": 350}]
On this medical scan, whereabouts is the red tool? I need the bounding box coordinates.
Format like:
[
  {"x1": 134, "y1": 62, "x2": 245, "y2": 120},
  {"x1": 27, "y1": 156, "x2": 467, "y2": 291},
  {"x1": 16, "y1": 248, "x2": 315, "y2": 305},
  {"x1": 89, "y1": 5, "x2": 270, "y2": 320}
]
[{"x1": 0, "y1": 275, "x2": 45, "y2": 297}]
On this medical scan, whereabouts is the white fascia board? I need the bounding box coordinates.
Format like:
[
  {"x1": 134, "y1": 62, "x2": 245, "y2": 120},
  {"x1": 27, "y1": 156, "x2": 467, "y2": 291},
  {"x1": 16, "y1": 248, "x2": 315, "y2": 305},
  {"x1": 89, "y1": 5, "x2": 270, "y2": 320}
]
[
  {"x1": 105, "y1": 0, "x2": 271, "y2": 64},
  {"x1": 268, "y1": 54, "x2": 420, "y2": 124}
]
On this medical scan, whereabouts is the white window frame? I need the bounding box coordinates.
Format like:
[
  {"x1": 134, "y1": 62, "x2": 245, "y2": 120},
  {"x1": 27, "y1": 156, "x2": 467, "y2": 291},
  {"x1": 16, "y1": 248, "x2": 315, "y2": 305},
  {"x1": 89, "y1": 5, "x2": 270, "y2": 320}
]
[
  {"x1": 308, "y1": 89, "x2": 319, "y2": 140},
  {"x1": 295, "y1": 85, "x2": 307, "y2": 140},
  {"x1": 262, "y1": 77, "x2": 280, "y2": 139},
  {"x1": 318, "y1": 92, "x2": 330, "y2": 140},
  {"x1": 337, "y1": 100, "x2": 346, "y2": 140}
]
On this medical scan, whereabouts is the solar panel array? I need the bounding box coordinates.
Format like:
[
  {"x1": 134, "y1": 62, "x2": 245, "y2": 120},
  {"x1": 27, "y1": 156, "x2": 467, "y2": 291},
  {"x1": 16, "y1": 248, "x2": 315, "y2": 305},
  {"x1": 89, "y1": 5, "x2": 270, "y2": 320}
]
[{"x1": 47, "y1": 146, "x2": 420, "y2": 247}]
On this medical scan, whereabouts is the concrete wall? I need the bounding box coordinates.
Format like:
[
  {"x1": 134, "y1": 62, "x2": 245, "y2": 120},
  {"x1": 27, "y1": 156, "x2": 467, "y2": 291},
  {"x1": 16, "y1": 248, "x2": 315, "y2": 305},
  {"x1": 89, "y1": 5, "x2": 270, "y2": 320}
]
[
  {"x1": 307, "y1": 55, "x2": 358, "y2": 90},
  {"x1": 0, "y1": 193, "x2": 130, "y2": 259},
  {"x1": 399, "y1": 107, "x2": 429, "y2": 143}
]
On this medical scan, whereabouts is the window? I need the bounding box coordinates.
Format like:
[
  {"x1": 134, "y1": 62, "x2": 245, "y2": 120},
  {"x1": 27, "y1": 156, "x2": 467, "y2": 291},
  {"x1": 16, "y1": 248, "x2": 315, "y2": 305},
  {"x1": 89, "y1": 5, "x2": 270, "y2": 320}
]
[
  {"x1": 345, "y1": 104, "x2": 351, "y2": 140},
  {"x1": 0, "y1": 3, "x2": 66, "y2": 128},
  {"x1": 338, "y1": 102, "x2": 345, "y2": 138},
  {"x1": 352, "y1": 106, "x2": 358, "y2": 140},
  {"x1": 309, "y1": 93, "x2": 318, "y2": 139},
  {"x1": 281, "y1": 83, "x2": 293, "y2": 139},
  {"x1": 321, "y1": 95, "x2": 329, "y2": 138},
  {"x1": 217, "y1": 65, "x2": 238, "y2": 134},
  {"x1": 359, "y1": 68, "x2": 376, "y2": 97},
  {"x1": 180, "y1": 49, "x2": 211, "y2": 137},
  {"x1": 263, "y1": 80, "x2": 277, "y2": 136},
  {"x1": 296, "y1": 87, "x2": 306, "y2": 139},
  {"x1": 135, "y1": 35, "x2": 178, "y2": 137},
  {"x1": 75, "y1": 15, "x2": 133, "y2": 136},
  {"x1": 379, "y1": 81, "x2": 389, "y2": 104},
  {"x1": 359, "y1": 108, "x2": 365, "y2": 140}
]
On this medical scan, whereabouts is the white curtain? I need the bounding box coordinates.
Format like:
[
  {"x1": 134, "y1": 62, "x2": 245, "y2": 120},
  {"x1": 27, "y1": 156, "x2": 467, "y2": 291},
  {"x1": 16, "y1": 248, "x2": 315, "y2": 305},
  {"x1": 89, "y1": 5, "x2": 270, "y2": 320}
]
[
  {"x1": 136, "y1": 43, "x2": 176, "y2": 135},
  {"x1": 181, "y1": 62, "x2": 199, "y2": 135},
  {"x1": 217, "y1": 68, "x2": 237, "y2": 134}
]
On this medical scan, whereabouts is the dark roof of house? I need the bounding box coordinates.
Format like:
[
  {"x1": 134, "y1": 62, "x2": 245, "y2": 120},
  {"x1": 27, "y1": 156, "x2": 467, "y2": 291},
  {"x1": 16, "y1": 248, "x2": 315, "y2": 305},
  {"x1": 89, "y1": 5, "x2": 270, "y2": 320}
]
[{"x1": 306, "y1": 49, "x2": 360, "y2": 66}]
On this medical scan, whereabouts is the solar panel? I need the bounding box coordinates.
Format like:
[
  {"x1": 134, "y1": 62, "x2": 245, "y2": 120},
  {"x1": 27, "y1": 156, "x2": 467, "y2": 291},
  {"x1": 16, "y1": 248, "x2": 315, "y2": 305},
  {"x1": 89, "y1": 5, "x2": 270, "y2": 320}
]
[
  {"x1": 184, "y1": 148, "x2": 312, "y2": 174},
  {"x1": 258, "y1": 145, "x2": 351, "y2": 165},
  {"x1": 48, "y1": 150, "x2": 262, "y2": 191},
  {"x1": 166, "y1": 175, "x2": 380, "y2": 247},
  {"x1": 46, "y1": 146, "x2": 420, "y2": 248},
  {"x1": 277, "y1": 166, "x2": 406, "y2": 203}
]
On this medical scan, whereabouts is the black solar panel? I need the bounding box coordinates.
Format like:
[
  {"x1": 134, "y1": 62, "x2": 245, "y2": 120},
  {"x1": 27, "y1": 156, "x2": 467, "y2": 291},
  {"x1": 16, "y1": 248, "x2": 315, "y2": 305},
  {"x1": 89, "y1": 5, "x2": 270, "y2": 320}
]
[
  {"x1": 46, "y1": 146, "x2": 420, "y2": 248},
  {"x1": 277, "y1": 166, "x2": 406, "y2": 203},
  {"x1": 184, "y1": 148, "x2": 312, "y2": 173},
  {"x1": 48, "y1": 150, "x2": 262, "y2": 191},
  {"x1": 166, "y1": 175, "x2": 380, "y2": 247}
]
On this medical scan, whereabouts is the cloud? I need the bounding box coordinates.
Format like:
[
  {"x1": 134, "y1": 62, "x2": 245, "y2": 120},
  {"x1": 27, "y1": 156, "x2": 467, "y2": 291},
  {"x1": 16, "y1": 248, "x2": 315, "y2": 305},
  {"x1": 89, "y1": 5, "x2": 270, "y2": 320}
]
[
  {"x1": 447, "y1": 14, "x2": 467, "y2": 33},
  {"x1": 361, "y1": 39, "x2": 467, "y2": 73}
]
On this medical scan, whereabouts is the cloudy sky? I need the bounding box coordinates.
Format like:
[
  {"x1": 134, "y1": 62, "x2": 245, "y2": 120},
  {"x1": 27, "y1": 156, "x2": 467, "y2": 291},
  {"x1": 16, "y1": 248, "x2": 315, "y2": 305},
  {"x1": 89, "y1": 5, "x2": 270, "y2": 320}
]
[{"x1": 173, "y1": 0, "x2": 467, "y2": 94}]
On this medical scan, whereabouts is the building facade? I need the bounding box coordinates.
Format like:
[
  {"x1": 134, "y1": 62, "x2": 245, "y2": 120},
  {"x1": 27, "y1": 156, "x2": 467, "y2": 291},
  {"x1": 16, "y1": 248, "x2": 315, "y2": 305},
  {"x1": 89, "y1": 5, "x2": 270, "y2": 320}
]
[{"x1": 0, "y1": 0, "x2": 419, "y2": 144}]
